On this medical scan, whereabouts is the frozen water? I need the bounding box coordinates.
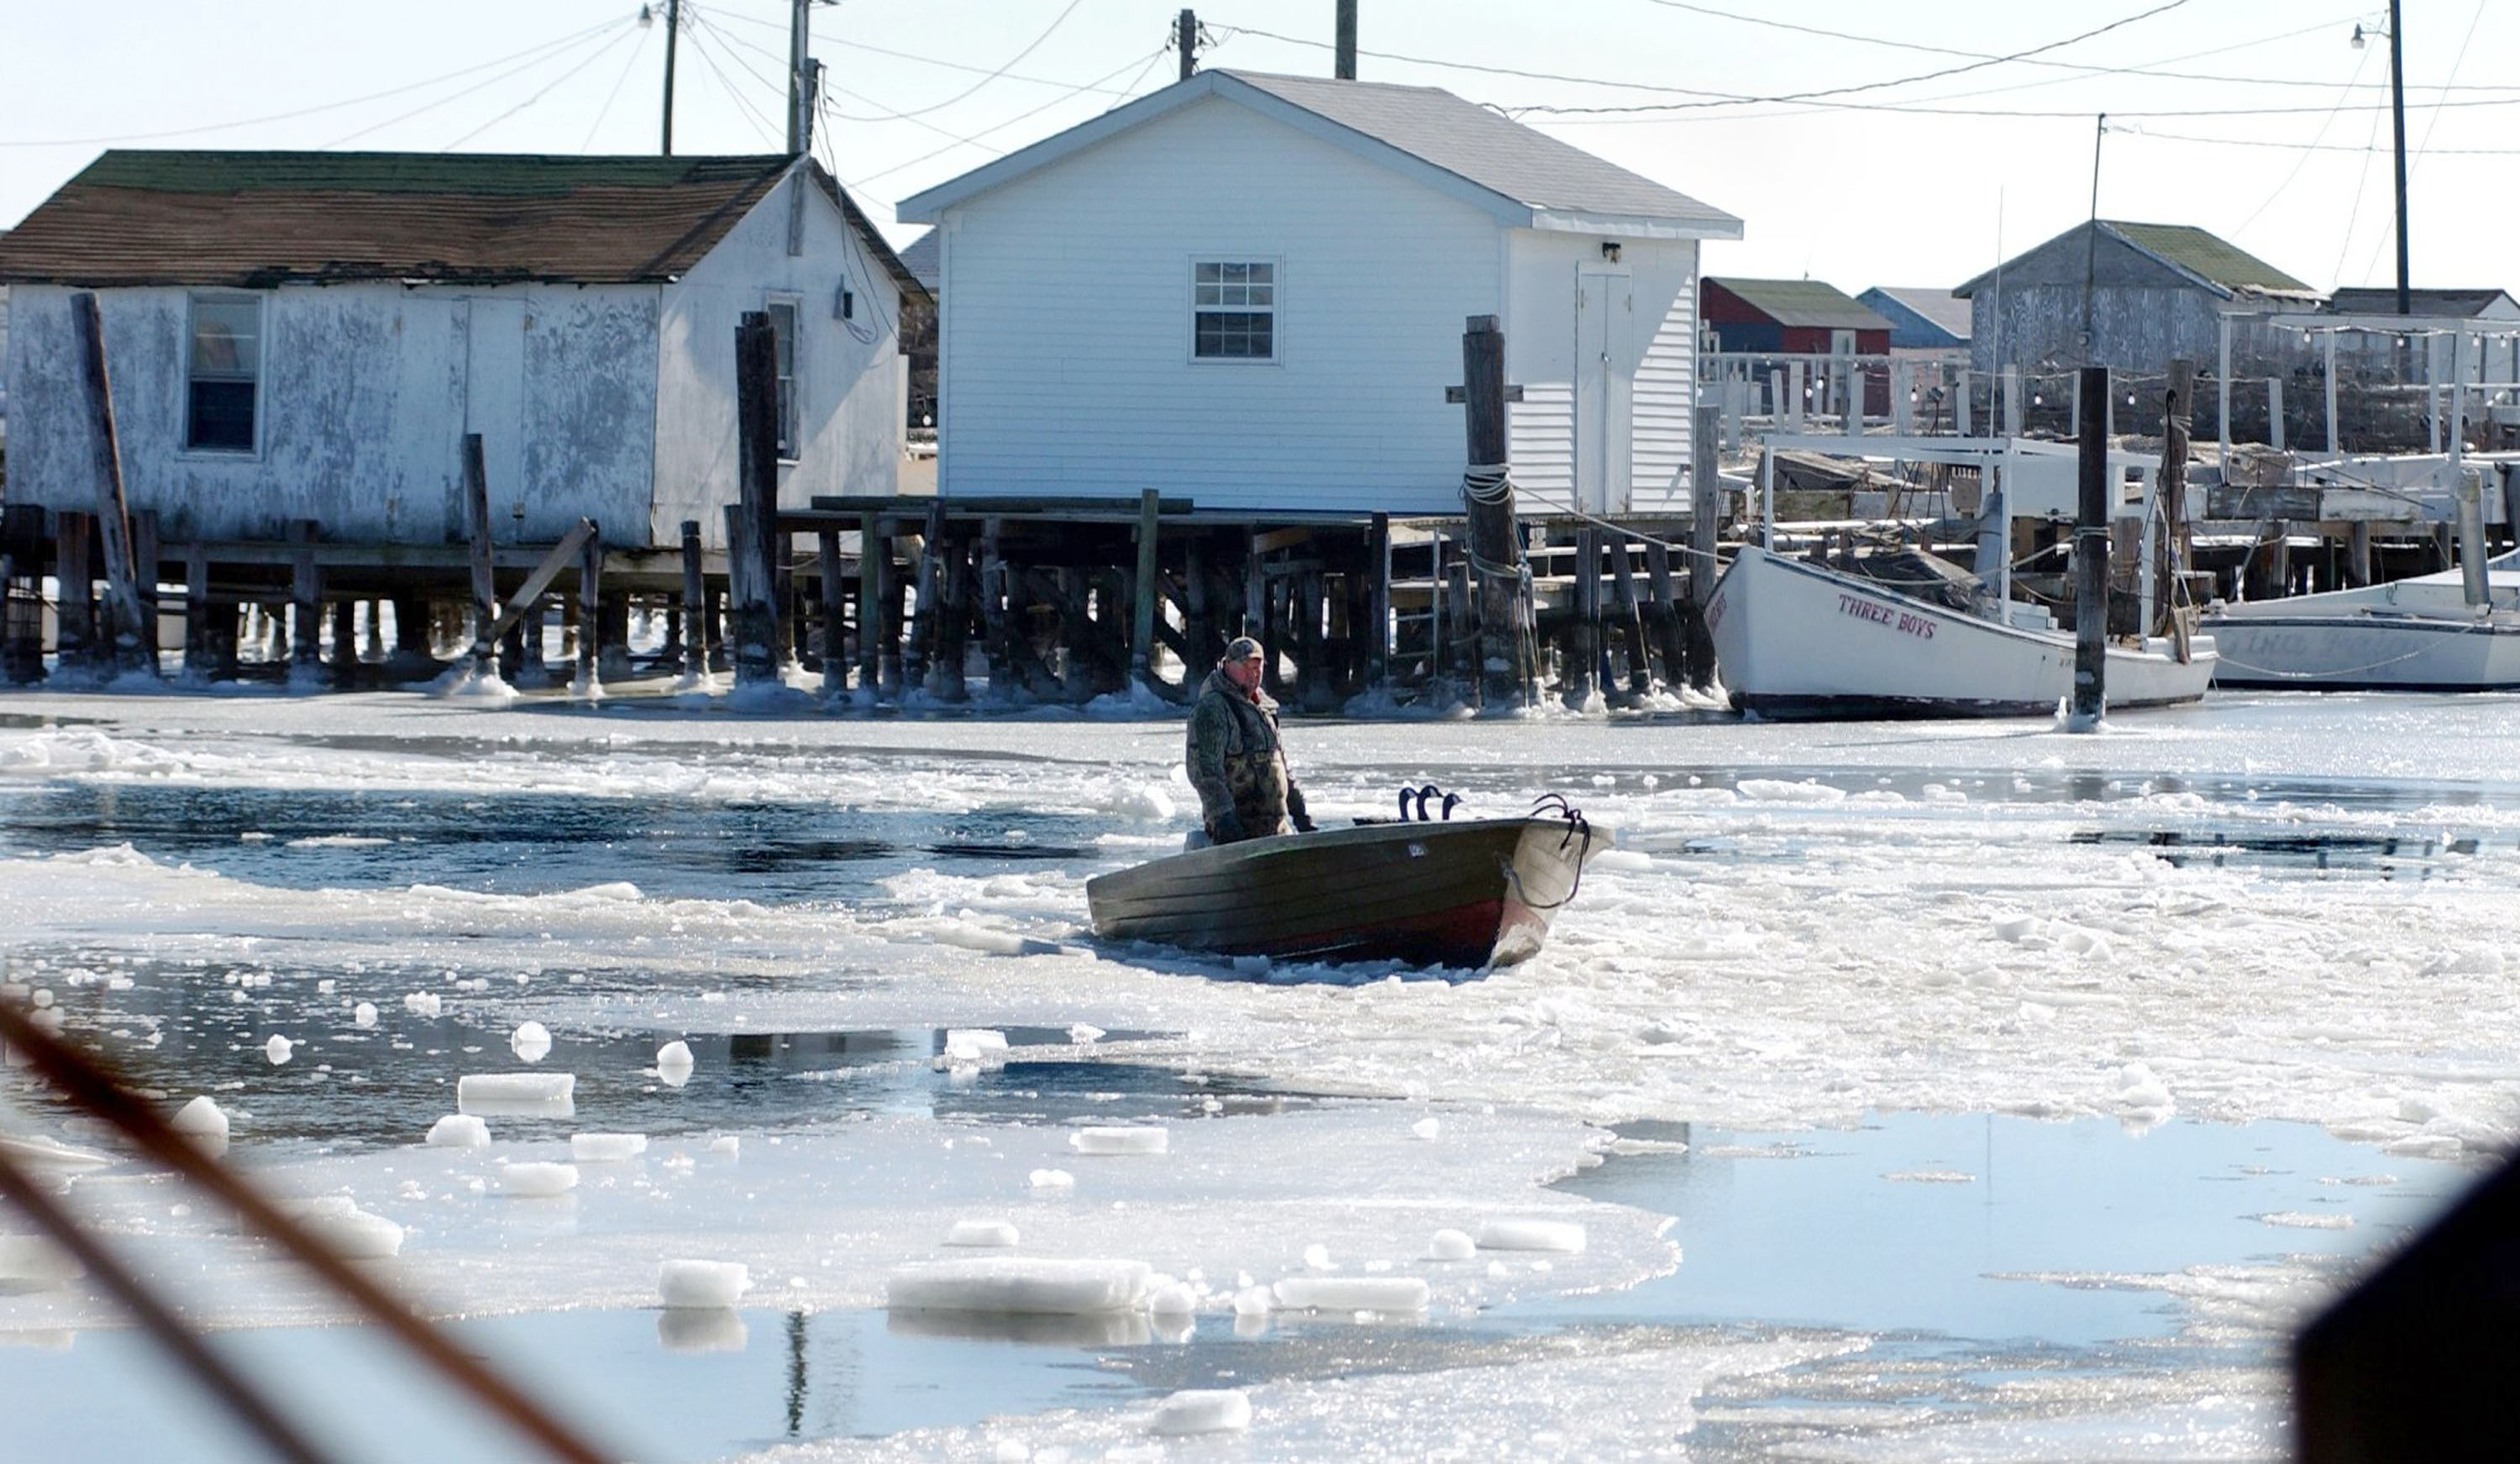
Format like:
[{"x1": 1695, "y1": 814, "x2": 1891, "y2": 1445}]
[
  {"x1": 886, "y1": 1258, "x2": 1152, "y2": 1315},
  {"x1": 276, "y1": 1195, "x2": 403, "y2": 1260},
  {"x1": 656, "y1": 1259, "x2": 749, "y2": 1309},
  {"x1": 654, "y1": 1041, "x2": 695, "y2": 1087},
  {"x1": 456, "y1": 1073, "x2": 575, "y2": 1118},
  {"x1": 509, "y1": 1021, "x2": 552, "y2": 1062},
  {"x1": 423, "y1": 1115, "x2": 490, "y2": 1149},
  {"x1": 943, "y1": 1220, "x2": 1020, "y2": 1248},
  {"x1": 497, "y1": 1162, "x2": 579, "y2": 1198},
  {"x1": 1068, "y1": 1126, "x2": 1166, "y2": 1156},
  {"x1": 570, "y1": 1132, "x2": 648, "y2": 1162},
  {"x1": 1427, "y1": 1228, "x2": 1477, "y2": 1261},
  {"x1": 0, "y1": 1236, "x2": 83, "y2": 1287},
  {"x1": 1147, "y1": 1388, "x2": 1249, "y2": 1435},
  {"x1": 262, "y1": 1033, "x2": 295, "y2": 1065},
  {"x1": 168, "y1": 1095, "x2": 229, "y2": 1152},
  {"x1": 1476, "y1": 1219, "x2": 1588, "y2": 1253},
  {"x1": 1271, "y1": 1276, "x2": 1430, "y2": 1312}
]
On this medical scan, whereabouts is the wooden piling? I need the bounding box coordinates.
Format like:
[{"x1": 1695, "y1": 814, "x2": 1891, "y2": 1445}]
[
  {"x1": 577, "y1": 526, "x2": 603, "y2": 693},
  {"x1": 1366, "y1": 512, "x2": 1391, "y2": 696},
  {"x1": 855, "y1": 512, "x2": 884, "y2": 697},
  {"x1": 1130, "y1": 488, "x2": 1161, "y2": 696},
  {"x1": 130, "y1": 510, "x2": 160, "y2": 667},
  {"x1": 1609, "y1": 535, "x2": 1651, "y2": 699},
  {"x1": 876, "y1": 524, "x2": 904, "y2": 696},
  {"x1": 1, "y1": 506, "x2": 44, "y2": 685},
  {"x1": 182, "y1": 545, "x2": 213, "y2": 680},
  {"x1": 1564, "y1": 527, "x2": 1599, "y2": 710},
  {"x1": 817, "y1": 530, "x2": 846, "y2": 695},
  {"x1": 70, "y1": 292, "x2": 150, "y2": 675},
  {"x1": 289, "y1": 520, "x2": 323, "y2": 682},
  {"x1": 513, "y1": 600, "x2": 547, "y2": 686},
  {"x1": 730, "y1": 312, "x2": 782, "y2": 687},
  {"x1": 2347, "y1": 522, "x2": 2374, "y2": 587},
  {"x1": 1457, "y1": 315, "x2": 1528, "y2": 711},
  {"x1": 1182, "y1": 535, "x2": 1215, "y2": 674},
  {"x1": 56, "y1": 511, "x2": 96, "y2": 674},
  {"x1": 2070, "y1": 365, "x2": 2109, "y2": 730},
  {"x1": 932, "y1": 531, "x2": 970, "y2": 702},
  {"x1": 1296, "y1": 567, "x2": 1329, "y2": 711},
  {"x1": 678, "y1": 519, "x2": 706, "y2": 681},
  {"x1": 1687, "y1": 403, "x2": 1722, "y2": 690},
  {"x1": 979, "y1": 520, "x2": 1015, "y2": 700},
  {"x1": 2158, "y1": 360, "x2": 2194, "y2": 647},
  {"x1": 1642, "y1": 538, "x2": 1688, "y2": 689},
  {"x1": 463, "y1": 433, "x2": 496, "y2": 677}
]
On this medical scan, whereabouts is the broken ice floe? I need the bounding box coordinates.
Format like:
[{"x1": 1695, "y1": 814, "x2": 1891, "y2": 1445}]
[
  {"x1": 1068, "y1": 1126, "x2": 1167, "y2": 1156},
  {"x1": 570, "y1": 1133, "x2": 648, "y2": 1162},
  {"x1": 497, "y1": 1162, "x2": 578, "y2": 1198},
  {"x1": 886, "y1": 1257, "x2": 1151, "y2": 1314},
  {"x1": 456, "y1": 1073, "x2": 575, "y2": 1118},
  {"x1": 943, "y1": 1220, "x2": 1020, "y2": 1248},
  {"x1": 1270, "y1": 1276, "x2": 1430, "y2": 1313},
  {"x1": 1473, "y1": 1219, "x2": 1587, "y2": 1253},
  {"x1": 1149, "y1": 1388, "x2": 1251, "y2": 1436},
  {"x1": 425, "y1": 1115, "x2": 491, "y2": 1149},
  {"x1": 659, "y1": 1259, "x2": 751, "y2": 1309}
]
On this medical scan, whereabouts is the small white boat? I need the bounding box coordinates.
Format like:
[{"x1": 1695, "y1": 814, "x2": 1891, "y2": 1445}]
[
  {"x1": 1709, "y1": 545, "x2": 2217, "y2": 719},
  {"x1": 2206, "y1": 554, "x2": 2520, "y2": 690}
]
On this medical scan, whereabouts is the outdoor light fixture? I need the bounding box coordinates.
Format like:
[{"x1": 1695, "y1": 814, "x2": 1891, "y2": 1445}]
[{"x1": 1600, "y1": 242, "x2": 1621, "y2": 262}]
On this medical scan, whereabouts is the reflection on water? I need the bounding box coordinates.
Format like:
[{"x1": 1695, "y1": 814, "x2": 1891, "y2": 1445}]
[{"x1": 2069, "y1": 827, "x2": 2481, "y2": 877}]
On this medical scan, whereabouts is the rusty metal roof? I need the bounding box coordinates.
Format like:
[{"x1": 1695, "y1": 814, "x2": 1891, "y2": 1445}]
[{"x1": 0, "y1": 151, "x2": 926, "y2": 297}]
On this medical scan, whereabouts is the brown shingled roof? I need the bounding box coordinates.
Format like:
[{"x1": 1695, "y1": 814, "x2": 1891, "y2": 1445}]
[{"x1": 0, "y1": 151, "x2": 925, "y2": 298}]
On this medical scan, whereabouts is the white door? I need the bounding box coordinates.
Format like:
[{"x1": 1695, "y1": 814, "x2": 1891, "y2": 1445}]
[
  {"x1": 1574, "y1": 269, "x2": 1634, "y2": 515},
  {"x1": 458, "y1": 297, "x2": 527, "y2": 544}
]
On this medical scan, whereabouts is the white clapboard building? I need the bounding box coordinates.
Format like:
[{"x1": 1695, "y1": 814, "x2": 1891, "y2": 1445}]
[{"x1": 900, "y1": 69, "x2": 1741, "y2": 517}]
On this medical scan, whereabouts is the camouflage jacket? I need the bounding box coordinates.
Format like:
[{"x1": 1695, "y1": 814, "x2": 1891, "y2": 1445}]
[{"x1": 1184, "y1": 668, "x2": 1289, "y2": 842}]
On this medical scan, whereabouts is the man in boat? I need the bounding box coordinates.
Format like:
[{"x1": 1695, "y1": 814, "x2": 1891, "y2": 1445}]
[{"x1": 1186, "y1": 636, "x2": 1315, "y2": 845}]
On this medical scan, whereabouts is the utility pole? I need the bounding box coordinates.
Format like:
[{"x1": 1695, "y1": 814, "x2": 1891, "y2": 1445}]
[
  {"x1": 657, "y1": 1, "x2": 680, "y2": 155},
  {"x1": 2079, "y1": 113, "x2": 2104, "y2": 366},
  {"x1": 2387, "y1": 0, "x2": 2410, "y2": 314},
  {"x1": 1178, "y1": 9, "x2": 1199, "y2": 82},
  {"x1": 1335, "y1": 0, "x2": 1357, "y2": 80},
  {"x1": 786, "y1": 0, "x2": 815, "y2": 158}
]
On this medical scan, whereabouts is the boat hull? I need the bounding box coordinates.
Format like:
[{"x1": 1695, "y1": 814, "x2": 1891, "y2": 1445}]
[
  {"x1": 1706, "y1": 546, "x2": 2217, "y2": 720},
  {"x1": 1084, "y1": 816, "x2": 1608, "y2": 970},
  {"x1": 2206, "y1": 566, "x2": 2520, "y2": 690}
]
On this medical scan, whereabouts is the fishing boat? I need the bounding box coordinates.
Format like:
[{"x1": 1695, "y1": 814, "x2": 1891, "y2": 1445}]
[
  {"x1": 1709, "y1": 543, "x2": 2217, "y2": 718},
  {"x1": 1706, "y1": 433, "x2": 2216, "y2": 720},
  {"x1": 1086, "y1": 798, "x2": 1607, "y2": 970},
  {"x1": 2206, "y1": 551, "x2": 2520, "y2": 690}
]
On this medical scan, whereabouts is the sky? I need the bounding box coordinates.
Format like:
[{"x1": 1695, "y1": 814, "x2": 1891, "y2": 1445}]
[{"x1": 3, "y1": 0, "x2": 2514, "y2": 296}]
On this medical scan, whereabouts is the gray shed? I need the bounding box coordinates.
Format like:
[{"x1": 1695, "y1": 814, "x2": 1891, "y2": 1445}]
[{"x1": 1954, "y1": 220, "x2": 2320, "y2": 376}]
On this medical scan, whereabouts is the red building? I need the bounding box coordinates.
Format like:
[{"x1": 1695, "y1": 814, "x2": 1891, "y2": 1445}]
[{"x1": 1699, "y1": 276, "x2": 1893, "y2": 355}]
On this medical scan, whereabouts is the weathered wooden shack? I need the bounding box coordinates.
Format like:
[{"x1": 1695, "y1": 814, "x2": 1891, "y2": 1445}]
[
  {"x1": 0, "y1": 151, "x2": 921, "y2": 553},
  {"x1": 900, "y1": 68, "x2": 1742, "y2": 519},
  {"x1": 1954, "y1": 218, "x2": 2319, "y2": 377}
]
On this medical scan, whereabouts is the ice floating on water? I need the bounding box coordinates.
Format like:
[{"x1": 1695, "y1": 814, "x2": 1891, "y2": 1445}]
[
  {"x1": 0, "y1": 1235, "x2": 85, "y2": 1287},
  {"x1": 0, "y1": 1134, "x2": 111, "y2": 1173},
  {"x1": 457, "y1": 1073, "x2": 575, "y2": 1118},
  {"x1": 654, "y1": 1041, "x2": 695, "y2": 1087},
  {"x1": 352, "y1": 1002, "x2": 377, "y2": 1028},
  {"x1": 570, "y1": 1132, "x2": 647, "y2": 1162},
  {"x1": 1149, "y1": 1389, "x2": 1251, "y2": 1436},
  {"x1": 1069, "y1": 1126, "x2": 1168, "y2": 1156},
  {"x1": 1146, "y1": 1280, "x2": 1199, "y2": 1315},
  {"x1": 707, "y1": 1135, "x2": 739, "y2": 1157},
  {"x1": 1474, "y1": 1219, "x2": 1588, "y2": 1253},
  {"x1": 402, "y1": 992, "x2": 443, "y2": 1019},
  {"x1": 1302, "y1": 1244, "x2": 1336, "y2": 1272},
  {"x1": 943, "y1": 1028, "x2": 1009, "y2": 1064},
  {"x1": 1411, "y1": 1116, "x2": 1441, "y2": 1141},
  {"x1": 1232, "y1": 1284, "x2": 1273, "y2": 1317},
  {"x1": 425, "y1": 1115, "x2": 491, "y2": 1149},
  {"x1": 280, "y1": 1195, "x2": 404, "y2": 1259},
  {"x1": 170, "y1": 1096, "x2": 229, "y2": 1152},
  {"x1": 1270, "y1": 1276, "x2": 1430, "y2": 1313},
  {"x1": 497, "y1": 1162, "x2": 578, "y2": 1198},
  {"x1": 1427, "y1": 1228, "x2": 1477, "y2": 1261},
  {"x1": 658, "y1": 1258, "x2": 751, "y2": 1309},
  {"x1": 264, "y1": 1034, "x2": 295, "y2": 1066},
  {"x1": 1068, "y1": 1023, "x2": 1105, "y2": 1045},
  {"x1": 509, "y1": 1021, "x2": 552, "y2": 1063},
  {"x1": 944, "y1": 1219, "x2": 1021, "y2": 1248},
  {"x1": 1028, "y1": 1168, "x2": 1074, "y2": 1190},
  {"x1": 885, "y1": 1257, "x2": 1152, "y2": 1314}
]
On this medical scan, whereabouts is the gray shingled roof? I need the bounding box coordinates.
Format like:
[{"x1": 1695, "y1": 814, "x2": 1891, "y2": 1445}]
[
  {"x1": 1222, "y1": 71, "x2": 1740, "y2": 232},
  {"x1": 897, "y1": 228, "x2": 940, "y2": 292},
  {"x1": 1862, "y1": 286, "x2": 1972, "y2": 338},
  {"x1": 1707, "y1": 277, "x2": 1891, "y2": 332},
  {"x1": 2326, "y1": 286, "x2": 2517, "y2": 318}
]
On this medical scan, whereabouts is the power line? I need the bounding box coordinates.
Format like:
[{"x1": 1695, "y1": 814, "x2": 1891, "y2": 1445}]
[
  {"x1": 2228, "y1": 45, "x2": 2370, "y2": 234},
  {"x1": 824, "y1": 0, "x2": 1088, "y2": 123},
  {"x1": 707, "y1": 7, "x2": 1146, "y2": 99},
  {"x1": 580, "y1": 24, "x2": 657, "y2": 150},
  {"x1": 679, "y1": 15, "x2": 787, "y2": 149},
  {"x1": 329, "y1": 20, "x2": 637, "y2": 148},
  {"x1": 443, "y1": 24, "x2": 643, "y2": 150},
  {"x1": 0, "y1": 16, "x2": 636, "y2": 150},
  {"x1": 846, "y1": 45, "x2": 1172, "y2": 191}
]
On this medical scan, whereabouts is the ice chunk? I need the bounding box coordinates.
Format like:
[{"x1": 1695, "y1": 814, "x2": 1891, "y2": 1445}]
[
  {"x1": 509, "y1": 1022, "x2": 552, "y2": 1063},
  {"x1": 0, "y1": 1134, "x2": 111, "y2": 1173},
  {"x1": 1027, "y1": 1168, "x2": 1075, "y2": 1190},
  {"x1": 885, "y1": 1257, "x2": 1152, "y2": 1314},
  {"x1": 1427, "y1": 1228, "x2": 1476, "y2": 1261},
  {"x1": 1149, "y1": 1389, "x2": 1250, "y2": 1436},
  {"x1": 1068, "y1": 1023, "x2": 1105, "y2": 1045},
  {"x1": 1475, "y1": 1219, "x2": 1587, "y2": 1253},
  {"x1": 280, "y1": 1196, "x2": 404, "y2": 1260},
  {"x1": 658, "y1": 1258, "x2": 751, "y2": 1309},
  {"x1": 944, "y1": 1219, "x2": 1021, "y2": 1248},
  {"x1": 1146, "y1": 1281, "x2": 1198, "y2": 1316},
  {"x1": 497, "y1": 1162, "x2": 578, "y2": 1198},
  {"x1": 170, "y1": 1096, "x2": 230, "y2": 1152},
  {"x1": 1411, "y1": 1116, "x2": 1441, "y2": 1141},
  {"x1": 707, "y1": 1134, "x2": 739, "y2": 1157},
  {"x1": 425, "y1": 1115, "x2": 491, "y2": 1149},
  {"x1": 0, "y1": 1235, "x2": 85, "y2": 1287},
  {"x1": 352, "y1": 1002, "x2": 378, "y2": 1028},
  {"x1": 403, "y1": 992, "x2": 442, "y2": 1018},
  {"x1": 570, "y1": 1132, "x2": 648, "y2": 1162},
  {"x1": 1069, "y1": 1126, "x2": 1168, "y2": 1156},
  {"x1": 457, "y1": 1073, "x2": 575, "y2": 1118},
  {"x1": 655, "y1": 1040, "x2": 695, "y2": 1087},
  {"x1": 1270, "y1": 1277, "x2": 1429, "y2": 1313},
  {"x1": 1231, "y1": 1284, "x2": 1273, "y2": 1317},
  {"x1": 944, "y1": 1028, "x2": 1009, "y2": 1063},
  {"x1": 264, "y1": 1034, "x2": 296, "y2": 1066},
  {"x1": 1302, "y1": 1244, "x2": 1336, "y2": 1272}
]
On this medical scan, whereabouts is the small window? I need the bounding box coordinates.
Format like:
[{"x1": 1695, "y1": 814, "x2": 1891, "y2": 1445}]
[
  {"x1": 767, "y1": 300, "x2": 799, "y2": 459},
  {"x1": 1194, "y1": 261, "x2": 1274, "y2": 360},
  {"x1": 186, "y1": 294, "x2": 260, "y2": 452}
]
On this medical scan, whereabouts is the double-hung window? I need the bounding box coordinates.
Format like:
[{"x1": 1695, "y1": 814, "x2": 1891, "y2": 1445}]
[
  {"x1": 186, "y1": 294, "x2": 261, "y2": 453},
  {"x1": 1193, "y1": 261, "x2": 1274, "y2": 360},
  {"x1": 767, "y1": 299, "x2": 799, "y2": 459}
]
